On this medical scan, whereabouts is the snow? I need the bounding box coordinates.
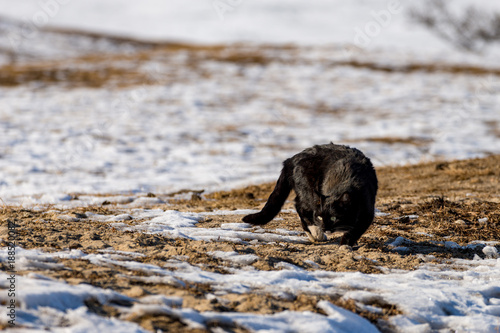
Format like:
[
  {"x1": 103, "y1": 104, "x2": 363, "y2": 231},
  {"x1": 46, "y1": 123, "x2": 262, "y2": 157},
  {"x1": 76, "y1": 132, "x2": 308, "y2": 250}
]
[
  {"x1": 0, "y1": 247, "x2": 84, "y2": 271},
  {"x1": 479, "y1": 217, "x2": 489, "y2": 224},
  {"x1": 123, "y1": 301, "x2": 380, "y2": 333},
  {"x1": 1, "y1": 54, "x2": 499, "y2": 205},
  {"x1": 1, "y1": 232, "x2": 500, "y2": 332},
  {"x1": 203, "y1": 305, "x2": 380, "y2": 333},
  {"x1": 116, "y1": 209, "x2": 306, "y2": 244},
  {"x1": 483, "y1": 246, "x2": 500, "y2": 259},
  {"x1": 317, "y1": 301, "x2": 380, "y2": 333},
  {"x1": 387, "y1": 237, "x2": 499, "y2": 254},
  {"x1": 0, "y1": 270, "x2": 143, "y2": 332},
  {"x1": 209, "y1": 251, "x2": 260, "y2": 265},
  {"x1": 1, "y1": 0, "x2": 500, "y2": 60},
  {"x1": 2, "y1": 210, "x2": 500, "y2": 332}
]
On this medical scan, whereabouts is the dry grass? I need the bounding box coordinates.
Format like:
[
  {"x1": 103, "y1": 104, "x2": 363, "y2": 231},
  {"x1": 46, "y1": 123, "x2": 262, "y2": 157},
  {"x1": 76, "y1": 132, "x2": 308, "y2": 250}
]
[
  {"x1": 0, "y1": 42, "x2": 225, "y2": 88},
  {"x1": 3, "y1": 40, "x2": 500, "y2": 88},
  {"x1": 348, "y1": 136, "x2": 433, "y2": 147},
  {"x1": 0, "y1": 64, "x2": 150, "y2": 87},
  {"x1": 335, "y1": 59, "x2": 500, "y2": 76},
  {"x1": 377, "y1": 155, "x2": 500, "y2": 200},
  {"x1": 1, "y1": 156, "x2": 499, "y2": 332}
]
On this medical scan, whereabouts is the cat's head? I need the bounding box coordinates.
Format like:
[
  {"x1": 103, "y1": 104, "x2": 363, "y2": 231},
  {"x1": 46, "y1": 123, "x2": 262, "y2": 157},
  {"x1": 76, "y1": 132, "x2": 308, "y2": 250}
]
[{"x1": 315, "y1": 192, "x2": 359, "y2": 233}]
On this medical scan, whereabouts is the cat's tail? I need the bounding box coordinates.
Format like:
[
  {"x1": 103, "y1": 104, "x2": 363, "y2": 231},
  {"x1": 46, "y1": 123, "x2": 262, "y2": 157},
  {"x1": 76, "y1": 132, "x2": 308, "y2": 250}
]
[{"x1": 242, "y1": 160, "x2": 292, "y2": 225}]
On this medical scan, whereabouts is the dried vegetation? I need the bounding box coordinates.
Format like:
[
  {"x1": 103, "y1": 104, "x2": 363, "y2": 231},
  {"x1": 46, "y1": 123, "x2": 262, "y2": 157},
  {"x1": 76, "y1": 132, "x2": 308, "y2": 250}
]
[{"x1": 1, "y1": 156, "x2": 499, "y2": 332}]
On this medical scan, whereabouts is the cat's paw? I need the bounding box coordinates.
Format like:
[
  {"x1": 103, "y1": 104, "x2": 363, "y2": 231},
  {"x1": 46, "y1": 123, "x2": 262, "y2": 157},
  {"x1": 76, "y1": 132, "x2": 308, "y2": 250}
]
[
  {"x1": 306, "y1": 225, "x2": 327, "y2": 242},
  {"x1": 340, "y1": 234, "x2": 357, "y2": 246}
]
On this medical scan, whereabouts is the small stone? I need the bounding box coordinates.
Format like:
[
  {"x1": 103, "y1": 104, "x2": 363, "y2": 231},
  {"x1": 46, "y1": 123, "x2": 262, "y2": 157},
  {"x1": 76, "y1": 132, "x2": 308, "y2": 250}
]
[
  {"x1": 85, "y1": 240, "x2": 108, "y2": 249},
  {"x1": 82, "y1": 269, "x2": 98, "y2": 279},
  {"x1": 124, "y1": 286, "x2": 146, "y2": 298},
  {"x1": 68, "y1": 241, "x2": 81, "y2": 249}
]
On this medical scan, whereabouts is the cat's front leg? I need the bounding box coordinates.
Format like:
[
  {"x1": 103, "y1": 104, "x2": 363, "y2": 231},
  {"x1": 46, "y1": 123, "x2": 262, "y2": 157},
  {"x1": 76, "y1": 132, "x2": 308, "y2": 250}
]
[{"x1": 340, "y1": 206, "x2": 374, "y2": 246}]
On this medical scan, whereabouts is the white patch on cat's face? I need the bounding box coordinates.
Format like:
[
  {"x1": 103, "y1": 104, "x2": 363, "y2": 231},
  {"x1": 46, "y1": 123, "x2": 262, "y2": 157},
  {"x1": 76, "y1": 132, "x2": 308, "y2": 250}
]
[{"x1": 306, "y1": 225, "x2": 326, "y2": 242}]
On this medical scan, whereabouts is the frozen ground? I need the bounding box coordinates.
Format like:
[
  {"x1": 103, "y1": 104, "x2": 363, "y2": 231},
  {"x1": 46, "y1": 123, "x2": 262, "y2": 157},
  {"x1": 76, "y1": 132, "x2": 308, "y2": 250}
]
[
  {"x1": 0, "y1": 1, "x2": 499, "y2": 332},
  {"x1": 0, "y1": 207, "x2": 499, "y2": 332}
]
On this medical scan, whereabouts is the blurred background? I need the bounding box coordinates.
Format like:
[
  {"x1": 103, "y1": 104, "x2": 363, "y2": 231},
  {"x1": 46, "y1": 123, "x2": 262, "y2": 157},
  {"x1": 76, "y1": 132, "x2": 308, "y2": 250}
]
[
  {"x1": 0, "y1": 0, "x2": 499, "y2": 205},
  {"x1": 1, "y1": 0, "x2": 500, "y2": 52}
]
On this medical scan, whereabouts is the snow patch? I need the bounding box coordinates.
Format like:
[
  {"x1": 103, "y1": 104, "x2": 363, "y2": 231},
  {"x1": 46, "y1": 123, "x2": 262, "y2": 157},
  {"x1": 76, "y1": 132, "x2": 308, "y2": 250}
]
[{"x1": 208, "y1": 251, "x2": 259, "y2": 265}]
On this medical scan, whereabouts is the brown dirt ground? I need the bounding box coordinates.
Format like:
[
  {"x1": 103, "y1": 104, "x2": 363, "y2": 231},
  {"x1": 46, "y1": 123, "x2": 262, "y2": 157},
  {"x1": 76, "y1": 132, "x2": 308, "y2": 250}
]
[{"x1": 1, "y1": 155, "x2": 499, "y2": 332}]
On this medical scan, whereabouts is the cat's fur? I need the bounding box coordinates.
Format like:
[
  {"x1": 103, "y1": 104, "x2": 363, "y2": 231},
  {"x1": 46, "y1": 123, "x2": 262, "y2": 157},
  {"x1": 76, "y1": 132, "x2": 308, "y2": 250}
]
[{"x1": 243, "y1": 143, "x2": 378, "y2": 246}]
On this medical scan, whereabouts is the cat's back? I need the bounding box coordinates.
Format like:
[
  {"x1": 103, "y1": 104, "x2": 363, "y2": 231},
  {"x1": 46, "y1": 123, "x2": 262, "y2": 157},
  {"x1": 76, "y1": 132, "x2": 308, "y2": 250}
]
[
  {"x1": 291, "y1": 143, "x2": 371, "y2": 167},
  {"x1": 289, "y1": 143, "x2": 377, "y2": 190}
]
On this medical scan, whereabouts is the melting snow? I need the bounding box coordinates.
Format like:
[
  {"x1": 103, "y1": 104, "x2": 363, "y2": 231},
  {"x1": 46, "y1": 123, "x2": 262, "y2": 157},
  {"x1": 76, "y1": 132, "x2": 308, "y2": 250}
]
[{"x1": 1, "y1": 242, "x2": 500, "y2": 332}]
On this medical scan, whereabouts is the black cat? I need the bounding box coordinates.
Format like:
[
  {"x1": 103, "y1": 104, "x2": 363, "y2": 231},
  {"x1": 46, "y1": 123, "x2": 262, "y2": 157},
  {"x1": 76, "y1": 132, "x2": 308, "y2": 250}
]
[{"x1": 243, "y1": 143, "x2": 378, "y2": 246}]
